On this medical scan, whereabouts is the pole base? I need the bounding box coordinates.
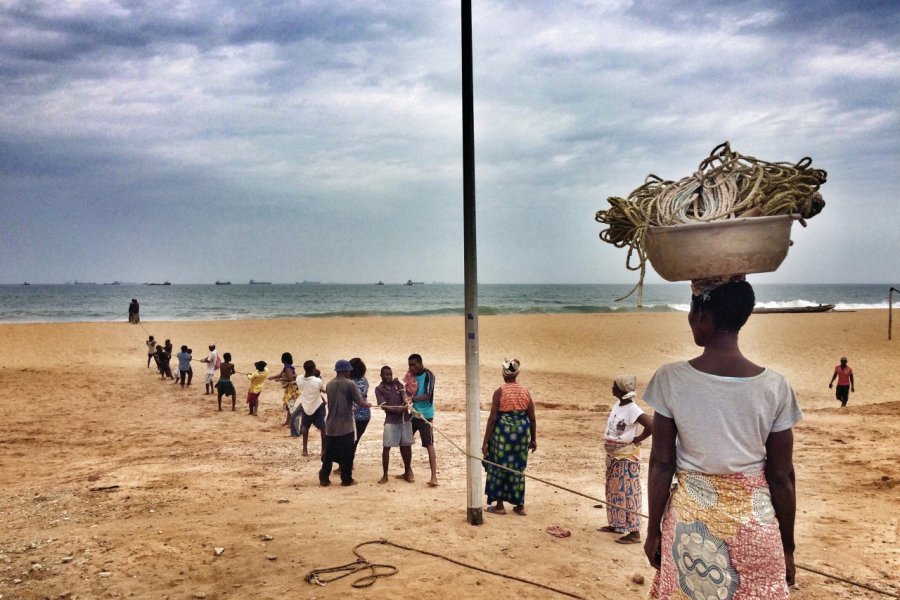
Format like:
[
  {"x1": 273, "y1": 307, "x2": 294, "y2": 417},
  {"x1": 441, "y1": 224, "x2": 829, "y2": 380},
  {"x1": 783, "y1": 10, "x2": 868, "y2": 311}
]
[{"x1": 467, "y1": 507, "x2": 483, "y2": 526}]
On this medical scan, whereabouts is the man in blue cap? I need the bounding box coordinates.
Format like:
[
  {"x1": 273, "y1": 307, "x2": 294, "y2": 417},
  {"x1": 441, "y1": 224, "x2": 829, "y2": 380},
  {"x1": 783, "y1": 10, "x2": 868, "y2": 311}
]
[{"x1": 319, "y1": 359, "x2": 369, "y2": 486}]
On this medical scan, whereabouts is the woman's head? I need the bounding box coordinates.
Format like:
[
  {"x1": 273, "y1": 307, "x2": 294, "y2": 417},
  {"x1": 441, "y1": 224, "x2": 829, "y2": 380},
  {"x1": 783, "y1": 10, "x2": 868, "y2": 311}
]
[
  {"x1": 501, "y1": 358, "x2": 520, "y2": 381},
  {"x1": 612, "y1": 374, "x2": 637, "y2": 400},
  {"x1": 281, "y1": 352, "x2": 293, "y2": 365},
  {"x1": 689, "y1": 280, "x2": 755, "y2": 340},
  {"x1": 350, "y1": 357, "x2": 367, "y2": 380}
]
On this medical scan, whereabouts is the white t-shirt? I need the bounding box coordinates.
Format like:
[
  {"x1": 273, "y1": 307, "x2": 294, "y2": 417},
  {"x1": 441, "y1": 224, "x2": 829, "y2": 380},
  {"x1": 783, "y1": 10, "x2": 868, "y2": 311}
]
[
  {"x1": 205, "y1": 350, "x2": 218, "y2": 374},
  {"x1": 644, "y1": 361, "x2": 802, "y2": 474},
  {"x1": 605, "y1": 400, "x2": 645, "y2": 443},
  {"x1": 298, "y1": 376, "x2": 326, "y2": 415}
]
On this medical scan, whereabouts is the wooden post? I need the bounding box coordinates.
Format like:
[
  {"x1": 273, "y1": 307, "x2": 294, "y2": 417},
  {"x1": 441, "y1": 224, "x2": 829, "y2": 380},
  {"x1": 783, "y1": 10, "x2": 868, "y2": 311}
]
[{"x1": 461, "y1": 0, "x2": 483, "y2": 525}]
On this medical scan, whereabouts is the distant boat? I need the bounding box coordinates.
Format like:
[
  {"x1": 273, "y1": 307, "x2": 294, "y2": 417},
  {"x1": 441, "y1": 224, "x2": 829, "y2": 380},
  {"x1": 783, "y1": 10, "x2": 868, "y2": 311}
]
[
  {"x1": 103, "y1": 281, "x2": 121, "y2": 286},
  {"x1": 249, "y1": 280, "x2": 271, "y2": 285},
  {"x1": 145, "y1": 281, "x2": 171, "y2": 286},
  {"x1": 405, "y1": 280, "x2": 424, "y2": 286},
  {"x1": 298, "y1": 280, "x2": 321, "y2": 285},
  {"x1": 215, "y1": 281, "x2": 231, "y2": 285},
  {"x1": 73, "y1": 280, "x2": 97, "y2": 285},
  {"x1": 22, "y1": 282, "x2": 30, "y2": 286},
  {"x1": 376, "y1": 281, "x2": 385, "y2": 285},
  {"x1": 753, "y1": 304, "x2": 835, "y2": 314}
]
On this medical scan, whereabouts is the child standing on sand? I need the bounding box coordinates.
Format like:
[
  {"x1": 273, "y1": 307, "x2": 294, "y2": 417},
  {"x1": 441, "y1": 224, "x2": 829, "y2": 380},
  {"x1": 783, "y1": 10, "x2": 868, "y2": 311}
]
[
  {"x1": 246, "y1": 361, "x2": 268, "y2": 415},
  {"x1": 216, "y1": 352, "x2": 237, "y2": 411},
  {"x1": 146, "y1": 335, "x2": 156, "y2": 368},
  {"x1": 269, "y1": 352, "x2": 299, "y2": 427}
]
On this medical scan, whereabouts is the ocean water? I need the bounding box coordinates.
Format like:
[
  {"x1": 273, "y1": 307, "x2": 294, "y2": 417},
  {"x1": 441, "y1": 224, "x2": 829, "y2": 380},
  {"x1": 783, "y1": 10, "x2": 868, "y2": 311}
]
[{"x1": 0, "y1": 283, "x2": 894, "y2": 323}]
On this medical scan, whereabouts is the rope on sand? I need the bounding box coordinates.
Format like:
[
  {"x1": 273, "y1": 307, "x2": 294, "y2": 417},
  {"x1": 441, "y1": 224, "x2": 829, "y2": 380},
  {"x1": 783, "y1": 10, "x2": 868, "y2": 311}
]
[
  {"x1": 305, "y1": 539, "x2": 591, "y2": 599},
  {"x1": 594, "y1": 141, "x2": 827, "y2": 301}
]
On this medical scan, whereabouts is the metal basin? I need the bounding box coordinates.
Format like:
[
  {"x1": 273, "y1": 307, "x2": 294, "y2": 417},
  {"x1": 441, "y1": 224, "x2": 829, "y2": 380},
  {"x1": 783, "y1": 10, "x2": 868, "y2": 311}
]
[{"x1": 644, "y1": 215, "x2": 794, "y2": 282}]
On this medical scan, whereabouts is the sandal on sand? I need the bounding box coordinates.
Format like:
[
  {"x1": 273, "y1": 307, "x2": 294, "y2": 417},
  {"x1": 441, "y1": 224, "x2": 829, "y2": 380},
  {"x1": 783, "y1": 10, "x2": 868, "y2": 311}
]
[
  {"x1": 512, "y1": 506, "x2": 527, "y2": 516},
  {"x1": 597, "y1": 526, "x2": 618, "y2": 533},
  {"x1": 485, "y1": 506, "x2": 506, "y2": 515}
]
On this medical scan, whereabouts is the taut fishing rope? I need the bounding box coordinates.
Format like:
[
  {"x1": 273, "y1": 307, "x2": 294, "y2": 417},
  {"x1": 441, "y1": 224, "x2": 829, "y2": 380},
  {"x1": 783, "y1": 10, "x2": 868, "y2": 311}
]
[{"x1": 595, "y1": 142, "x2": 827, "y2": 301}]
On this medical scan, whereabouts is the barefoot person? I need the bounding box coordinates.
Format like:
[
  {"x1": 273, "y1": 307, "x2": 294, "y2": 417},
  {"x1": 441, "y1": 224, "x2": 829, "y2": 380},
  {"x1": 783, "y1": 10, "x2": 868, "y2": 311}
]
[
  {"x1": 246, "y1": 361, "x2": 268, "y2": 416},
  {"x1": 481, "y1": 358, "x2": 537, "y2": 516},
  {"x1": 404, "y1": 353, "x2": 438, "y2": 487},
  {"x1": 200, "y1": 343, "x2": 219, "y2": 395},
  {"x1": 319, "y1": 359, "x2": 368, "y2": 487},
  {"x1": 598, "y1": 374, "x2": 652, "y2": 544},
  {"x1": 269, "y1": 352, "x2": 299, "y2": 427},
  {"x1": 828, "y1": 356, "x2": 855, "y2": 407},
  {"x1": 644, "y1": 278, "x2": 802, "y2": 598},
  {"x1": 375, "y1": 366, "x2": 413, "y2": 484},
  {"x1": 215, "y1": 352, "x2": 236, "y2": 411},
  {"x1": 294, "y1": 361, "x2": 327, "y2": 456}
]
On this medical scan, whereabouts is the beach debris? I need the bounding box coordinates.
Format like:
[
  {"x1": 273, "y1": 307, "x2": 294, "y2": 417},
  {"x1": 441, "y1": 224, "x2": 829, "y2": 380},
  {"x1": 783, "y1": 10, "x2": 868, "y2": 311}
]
[
  {"x1": 632, "y1": 574, "x2": 645, "y2": 585},
  {"x1": 267, "y1": 555, "x2": 277, "y2": 561},
  {"x1": 276, "y1": 498, "x2": 289, "y2": 504},
  {"x1": 545, "y1": 525, "x2": 571, "y2": 538},
  {"x1": 261, "y1": 535, "x2": 274, "y2": 541},
  {"x1": 61, "y1": 556, "x2": 74, "y2": 563},
  {"x1": 193, "y1": 594, "x2": 207, "y2": 599},
  {"x1": 12, "y1": 579, "x2": 21, "y2": 584},
  {"x1": 89, "y1": 485, "x2": 120, "y2": 492},
  {"x1": 99, "y1": 571, "x2": 112, "y2": 577},
  {"x1": 595, "y1": 141, "x2": 827, "y2": 301},
  {"x1": 31, "y1": 562, "x2": 43, "y2": 571},
  {"x1": 213, "y1": 547, "x2": 225, "y2": 557}
]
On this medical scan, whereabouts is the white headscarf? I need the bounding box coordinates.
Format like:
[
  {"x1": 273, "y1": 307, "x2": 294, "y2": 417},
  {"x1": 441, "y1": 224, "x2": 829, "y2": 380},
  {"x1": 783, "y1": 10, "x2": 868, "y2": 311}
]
[{"x1": 614, "y1": 374, "x2": 637, "y2": 400}]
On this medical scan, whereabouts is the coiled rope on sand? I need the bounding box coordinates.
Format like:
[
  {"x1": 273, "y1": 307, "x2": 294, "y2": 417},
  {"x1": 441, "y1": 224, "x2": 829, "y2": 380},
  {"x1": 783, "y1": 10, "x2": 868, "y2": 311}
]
[{"x1": 595, "y1": 141, "x2": 827, "y2": 301}]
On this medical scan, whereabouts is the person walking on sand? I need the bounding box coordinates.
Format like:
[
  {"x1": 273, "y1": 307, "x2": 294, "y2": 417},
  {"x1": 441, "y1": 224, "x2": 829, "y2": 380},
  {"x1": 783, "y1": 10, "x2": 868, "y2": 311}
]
[
  {"x1": 404, "y1": 353, "x2": 438, "y2": 487},
  {"x1": 829, "y1": 356, "x2": 855, "y2": 407},
  {"x1": 146, "y1": 335, "x2": 156, "y2": 368},
  {"x1": 376, "y1": 365, "x2": 413, "y2": 484},
  {"x1": 246, "y1": 361, "x2": 268, "y2": 416},
  {"x1": 200, "y1": 343, "x2": 219, "y2": 395},
  {"x1": 216, "y1": 352, "x2": 237, "y2": 411},
  {"x1": 128, "y1": 299, "x2": 140, "y2": 324},
  {"x1": 598, "y1": 374, "x2": 652, "y2": 544},
  {"x1": 269, "y1": 352, "x2": 299, "y2": 427},
  {"x1": 482, "y1": 359, "x2": 537, "y2": 516},
  {"x1": 293, "y1": 361, "x2": 327, "y2": 455},
  {"x1": 319, "y1": 359, "x2": 369, "y2": 487},
  {"x1": 644, "y1": 278, "x2": 801, "y2": 598}
]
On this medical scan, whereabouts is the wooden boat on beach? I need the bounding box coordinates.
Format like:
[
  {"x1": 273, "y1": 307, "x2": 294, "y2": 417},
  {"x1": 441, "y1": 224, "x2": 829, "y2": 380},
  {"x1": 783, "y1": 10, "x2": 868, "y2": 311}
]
[{"x1": 753, "y1": 304, "x2": 835, "y2": 314}]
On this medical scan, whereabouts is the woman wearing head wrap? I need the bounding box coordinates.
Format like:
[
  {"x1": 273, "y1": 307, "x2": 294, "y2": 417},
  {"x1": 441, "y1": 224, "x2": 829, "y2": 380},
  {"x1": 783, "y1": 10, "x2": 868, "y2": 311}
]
[
  {"x1": 481, "y1": 358, "x2": 537, "y2": 516},
  {"x1": 643, "y1": 280, "x2": 802, "y2": 598},
  {"x1": 598, "y1": 374, "x2": 652, "y2": 544}
]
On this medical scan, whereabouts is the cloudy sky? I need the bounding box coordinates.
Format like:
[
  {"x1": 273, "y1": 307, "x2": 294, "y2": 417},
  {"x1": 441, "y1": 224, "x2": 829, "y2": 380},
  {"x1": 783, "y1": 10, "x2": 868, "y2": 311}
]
[{"x1": 1, "y1": 0, "x2": 898, "y2": 285}]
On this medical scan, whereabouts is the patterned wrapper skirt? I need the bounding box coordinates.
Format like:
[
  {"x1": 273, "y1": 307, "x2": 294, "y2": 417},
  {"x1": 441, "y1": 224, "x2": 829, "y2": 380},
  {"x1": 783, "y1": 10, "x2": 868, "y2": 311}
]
[
  {"x1": 604, "y1": 440, "x2": 642, "y2": 532},
  {"x1": 484, "y1": 411, "x2": 531, "y2": 506},
  {"x1": 650, "y1": 471, "x2": 788, "y2": 600},
  {"x1": 282, "y1": 382, "x2": 300, "y2": 410}
]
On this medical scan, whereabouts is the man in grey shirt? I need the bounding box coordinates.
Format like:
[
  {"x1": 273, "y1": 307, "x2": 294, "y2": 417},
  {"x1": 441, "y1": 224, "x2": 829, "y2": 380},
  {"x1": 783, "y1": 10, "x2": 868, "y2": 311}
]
[{"x1": 319, "y1": 359, "x2": 368, "y2": 486}]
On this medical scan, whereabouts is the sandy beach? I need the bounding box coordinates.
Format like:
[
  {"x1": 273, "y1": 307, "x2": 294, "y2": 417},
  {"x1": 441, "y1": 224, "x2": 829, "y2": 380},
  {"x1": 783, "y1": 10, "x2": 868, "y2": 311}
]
[{"x1": 1, "y1": 311, "x2": 898, "y2": 599}]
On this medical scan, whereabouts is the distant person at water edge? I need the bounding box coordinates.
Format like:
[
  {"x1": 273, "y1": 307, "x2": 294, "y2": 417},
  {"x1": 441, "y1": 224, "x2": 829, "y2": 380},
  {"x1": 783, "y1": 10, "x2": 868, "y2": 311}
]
[
  {"x1": 598, "y1": 374, "x2": 652, "y2": 544},
  {"x1": 176, "y1": 346, "x2": 193, "y2": 388},
  {"x1": 319, "y1": 359, "x2": 368, "y2": 487},
  {"x1": 482, "y1": 359, "x2": 536, "y2": 516},
  {"x1": 128, "y1": 299, "x2": 140, "y2": 324},
  {"x1": 146, "y1": 335, "x2": 156, "y2": 368},
  {"x1": 828, "y1": 356, "x2": 854, "y2": 407},
  {"x1": 269, "y1": 353, "x2": 299, "y2": 427},
  {"x1": 246, "y1": 361, "x2": 268, "y2": 416},
  {"x1": 404, "y1": 353, "x2": 438, "y2": 487},
  {"x1": 200, "y1": 343, "x2": 219, "y2": 395},
  {"x1": 350, "y1": 358, "x2": 371, "y2": 448},
  {"x1": 644, "y1": 279, "x2": 802, "y2": 597},
  {"x1": 376, "y1": 365, "x2": 413, "y2": 484},
  {"x1": 294, "y1": 361, "x2": 327, "y2": 455},
  {"x1": 216, "y1": 353, "x2": 236, "y2": 411}
]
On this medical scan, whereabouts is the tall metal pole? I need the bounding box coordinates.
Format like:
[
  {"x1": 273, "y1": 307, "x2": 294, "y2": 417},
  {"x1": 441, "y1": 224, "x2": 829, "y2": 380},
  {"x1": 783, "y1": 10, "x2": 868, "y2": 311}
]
[{"x1": 461, "y1": 0, "x2": 483, "y2": 525}]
